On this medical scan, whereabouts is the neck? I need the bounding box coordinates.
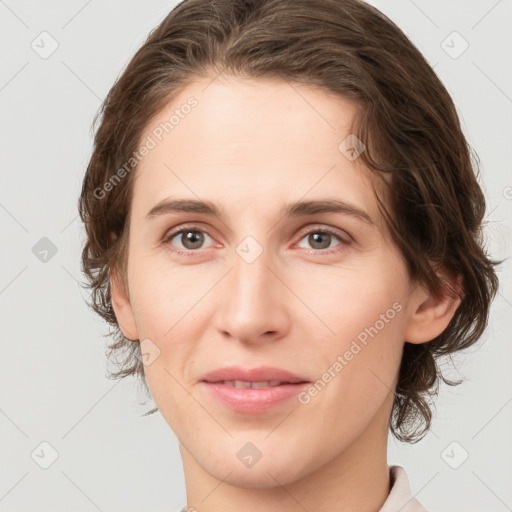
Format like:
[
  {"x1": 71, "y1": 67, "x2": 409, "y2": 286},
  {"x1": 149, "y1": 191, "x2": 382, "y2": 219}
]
[{"x1": 180, "y1": 393, "x2": 393, "y2": 512}]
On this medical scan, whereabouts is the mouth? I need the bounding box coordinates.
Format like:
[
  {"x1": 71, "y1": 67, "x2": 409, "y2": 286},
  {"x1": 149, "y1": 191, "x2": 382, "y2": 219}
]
[
  {"x1": 199, "y1": 365, "x2": 309, "y2": 385},
  {"x1": 199, "y1": 381, "x2": 310, "y2": 413},
  {"x1": 205, "y1": 379, "x2": 308, "y2": 388},
  {"x1": 198, "y1": 366, "x2": 311, "y2": 413}
]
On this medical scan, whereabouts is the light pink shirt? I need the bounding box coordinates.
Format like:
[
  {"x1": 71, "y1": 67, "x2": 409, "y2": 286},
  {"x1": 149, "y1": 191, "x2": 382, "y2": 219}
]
[
  {"x1": 379, "y1": 465, "x2": 428, "y2": 512},
  {"x1": 177, "y1": 464, "x2": 428, "y2": 512}
]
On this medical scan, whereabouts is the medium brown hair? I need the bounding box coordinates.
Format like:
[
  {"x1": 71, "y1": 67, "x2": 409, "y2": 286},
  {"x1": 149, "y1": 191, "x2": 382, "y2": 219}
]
[{"x1": 79, "y1": 0, "x2": 499, "y2": 443}]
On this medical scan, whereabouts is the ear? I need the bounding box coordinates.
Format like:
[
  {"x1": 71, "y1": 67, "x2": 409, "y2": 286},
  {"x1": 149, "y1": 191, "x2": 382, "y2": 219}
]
[
  {"x1": 404, "y1": 270, "x2": 463, "y2": 344},
  {"x1": 110, "y1": 269, "x2": 139, "y2": 341}
]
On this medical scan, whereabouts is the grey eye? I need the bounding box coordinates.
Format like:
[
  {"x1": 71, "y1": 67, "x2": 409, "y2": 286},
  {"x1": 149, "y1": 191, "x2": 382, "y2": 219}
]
[{"x1": 170, "y1": 229, "x2": 213, "y2": 250}]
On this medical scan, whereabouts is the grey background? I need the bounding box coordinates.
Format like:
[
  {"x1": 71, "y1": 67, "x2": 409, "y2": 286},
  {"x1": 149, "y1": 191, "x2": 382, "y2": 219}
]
[{"x1": 0, "y1": 1, "x2": 511, "y2": 511}]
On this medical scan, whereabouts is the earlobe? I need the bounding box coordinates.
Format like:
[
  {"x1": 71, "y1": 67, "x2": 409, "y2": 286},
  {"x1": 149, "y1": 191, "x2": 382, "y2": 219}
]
[
  {"x1": 404, "y1": 272, "x2": 463, "y2": 344},
  {"x1": 110, "y1": 270, "x2": 139, "y2": 341}
]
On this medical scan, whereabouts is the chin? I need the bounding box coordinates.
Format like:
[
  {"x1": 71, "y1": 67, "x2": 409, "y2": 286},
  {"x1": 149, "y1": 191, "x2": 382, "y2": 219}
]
[
  {"x1": 206, "y1": 458, "x2": 307, "y2": 489},
  {"x1": 192, "y1": 437, "x2": 312, "y2": 489}
]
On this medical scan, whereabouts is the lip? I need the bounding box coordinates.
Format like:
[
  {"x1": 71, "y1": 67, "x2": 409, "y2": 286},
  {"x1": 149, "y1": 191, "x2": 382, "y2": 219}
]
[
  {"x1": 199, "y1": 365, "x2": 310, "y2": 414},
  {"x1": 200, "y1": 382, "x2": 310, "y2": 413},
  {"x1": 199, "y1": 365, "x2": 309, "y2": 384}
]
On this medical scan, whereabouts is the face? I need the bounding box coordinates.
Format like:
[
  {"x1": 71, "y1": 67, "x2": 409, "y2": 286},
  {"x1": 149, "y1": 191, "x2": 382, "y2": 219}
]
[{"x1": 111, "y1": 75, "x2": 449, "y2": 489}]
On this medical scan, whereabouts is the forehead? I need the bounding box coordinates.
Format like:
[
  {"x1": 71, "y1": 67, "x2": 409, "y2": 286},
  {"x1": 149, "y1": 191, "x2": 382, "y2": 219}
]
[{"x1": 131, "y1": 75, "x2": 382, "y2": 223}]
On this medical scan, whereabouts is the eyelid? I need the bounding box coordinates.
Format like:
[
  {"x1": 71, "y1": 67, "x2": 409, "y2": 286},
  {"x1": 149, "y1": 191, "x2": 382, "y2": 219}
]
[
  {"x1": 294, "y1": 223, "x2": 353, "y2": 244},
  {"x1": 162, "y1": 223, "x2": 217, "y2": 248}
]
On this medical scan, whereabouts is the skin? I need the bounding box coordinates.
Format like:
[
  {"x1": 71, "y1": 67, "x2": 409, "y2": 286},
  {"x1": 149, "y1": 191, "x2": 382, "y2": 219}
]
[{"x1": 111, "y1": 74, "x2": 461, "y2": 512}]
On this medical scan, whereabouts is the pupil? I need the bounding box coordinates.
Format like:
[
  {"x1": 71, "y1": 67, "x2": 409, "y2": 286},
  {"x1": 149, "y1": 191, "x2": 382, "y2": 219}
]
[
  {"x1": 183, "y1": 231, "x2": 203, "y2": 249},
  {"x1": 310, "y1": 232, "x2": 330, "y2": 249}
]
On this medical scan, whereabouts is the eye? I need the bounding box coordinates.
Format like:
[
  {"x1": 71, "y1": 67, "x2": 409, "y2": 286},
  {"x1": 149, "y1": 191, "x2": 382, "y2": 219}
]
[
  {"x1": 295, "y1": 227, "x2": 350, "y2": 253},
  {"x1": 162, "y1": 224, "x2": 352, "y2": 256},
  {"x1": 163, "y1": 226, "x2": 214, "y2": 252}
]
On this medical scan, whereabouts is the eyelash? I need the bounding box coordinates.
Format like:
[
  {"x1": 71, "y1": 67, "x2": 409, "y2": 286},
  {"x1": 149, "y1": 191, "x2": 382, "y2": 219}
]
[{"x1": 162, "y1": 224, "x2": 352, "y2": 256}]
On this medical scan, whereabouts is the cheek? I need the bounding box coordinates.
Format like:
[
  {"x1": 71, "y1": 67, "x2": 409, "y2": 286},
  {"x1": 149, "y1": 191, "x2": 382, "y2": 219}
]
[
  {"x1": 289, "y1": 259, "x2": 407, "y2": 342},
  {"x1": 294, "y1": 282, "x2": 405, "y2": 451},
  {"x1": 290, "y1": 260, "x2": 407, "y2": 403},
  {"x1": 128, "y1": 260, "x2": 215, "y2": 398},
  {"x1": 128, "y1": 256, "x2": 211, "y2": 335}
]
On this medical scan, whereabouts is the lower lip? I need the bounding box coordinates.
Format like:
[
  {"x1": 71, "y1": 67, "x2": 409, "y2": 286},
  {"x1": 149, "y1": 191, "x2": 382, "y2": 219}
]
[{"x1": 200, "y1": 381, "x2": 310, "y2": 413}]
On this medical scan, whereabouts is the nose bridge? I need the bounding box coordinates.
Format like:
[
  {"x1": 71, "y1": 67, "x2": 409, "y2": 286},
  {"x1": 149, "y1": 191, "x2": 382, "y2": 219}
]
[
  {"x1": 232, "y1": 247, "x2": 272, "y2": 303},
  {"x1": 214, "y1": 242, "x2": 289, "y2": 342}
]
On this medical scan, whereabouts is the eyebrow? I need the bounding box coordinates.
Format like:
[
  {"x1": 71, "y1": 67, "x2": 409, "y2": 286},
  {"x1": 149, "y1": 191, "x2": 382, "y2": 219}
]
[{"x1": 145, "y1": 197, "x2": 375, "y2": 225}]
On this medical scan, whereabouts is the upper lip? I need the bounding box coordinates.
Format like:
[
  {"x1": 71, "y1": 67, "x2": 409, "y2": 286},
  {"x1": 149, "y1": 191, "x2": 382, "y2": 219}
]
[{"x1": 200, "y1": 366, "x2": 310, "y2": 384}]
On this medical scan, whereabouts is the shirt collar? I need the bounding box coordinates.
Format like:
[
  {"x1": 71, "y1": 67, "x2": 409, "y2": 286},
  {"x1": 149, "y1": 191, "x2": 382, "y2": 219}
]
[{"x1": 378, "y1": 465, "x2": 428, "y2": 512}]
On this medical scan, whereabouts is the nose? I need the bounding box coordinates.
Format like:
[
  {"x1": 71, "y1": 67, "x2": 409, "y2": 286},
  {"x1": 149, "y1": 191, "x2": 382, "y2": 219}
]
[{"x1": 213, "y1": 248, "x2": 291, "y2": 345}]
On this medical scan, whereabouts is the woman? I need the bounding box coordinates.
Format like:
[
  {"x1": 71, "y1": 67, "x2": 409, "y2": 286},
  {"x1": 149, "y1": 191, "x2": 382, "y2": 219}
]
[{"x1": 79, "y1": 0, "x2": 499, "y2": 510}]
